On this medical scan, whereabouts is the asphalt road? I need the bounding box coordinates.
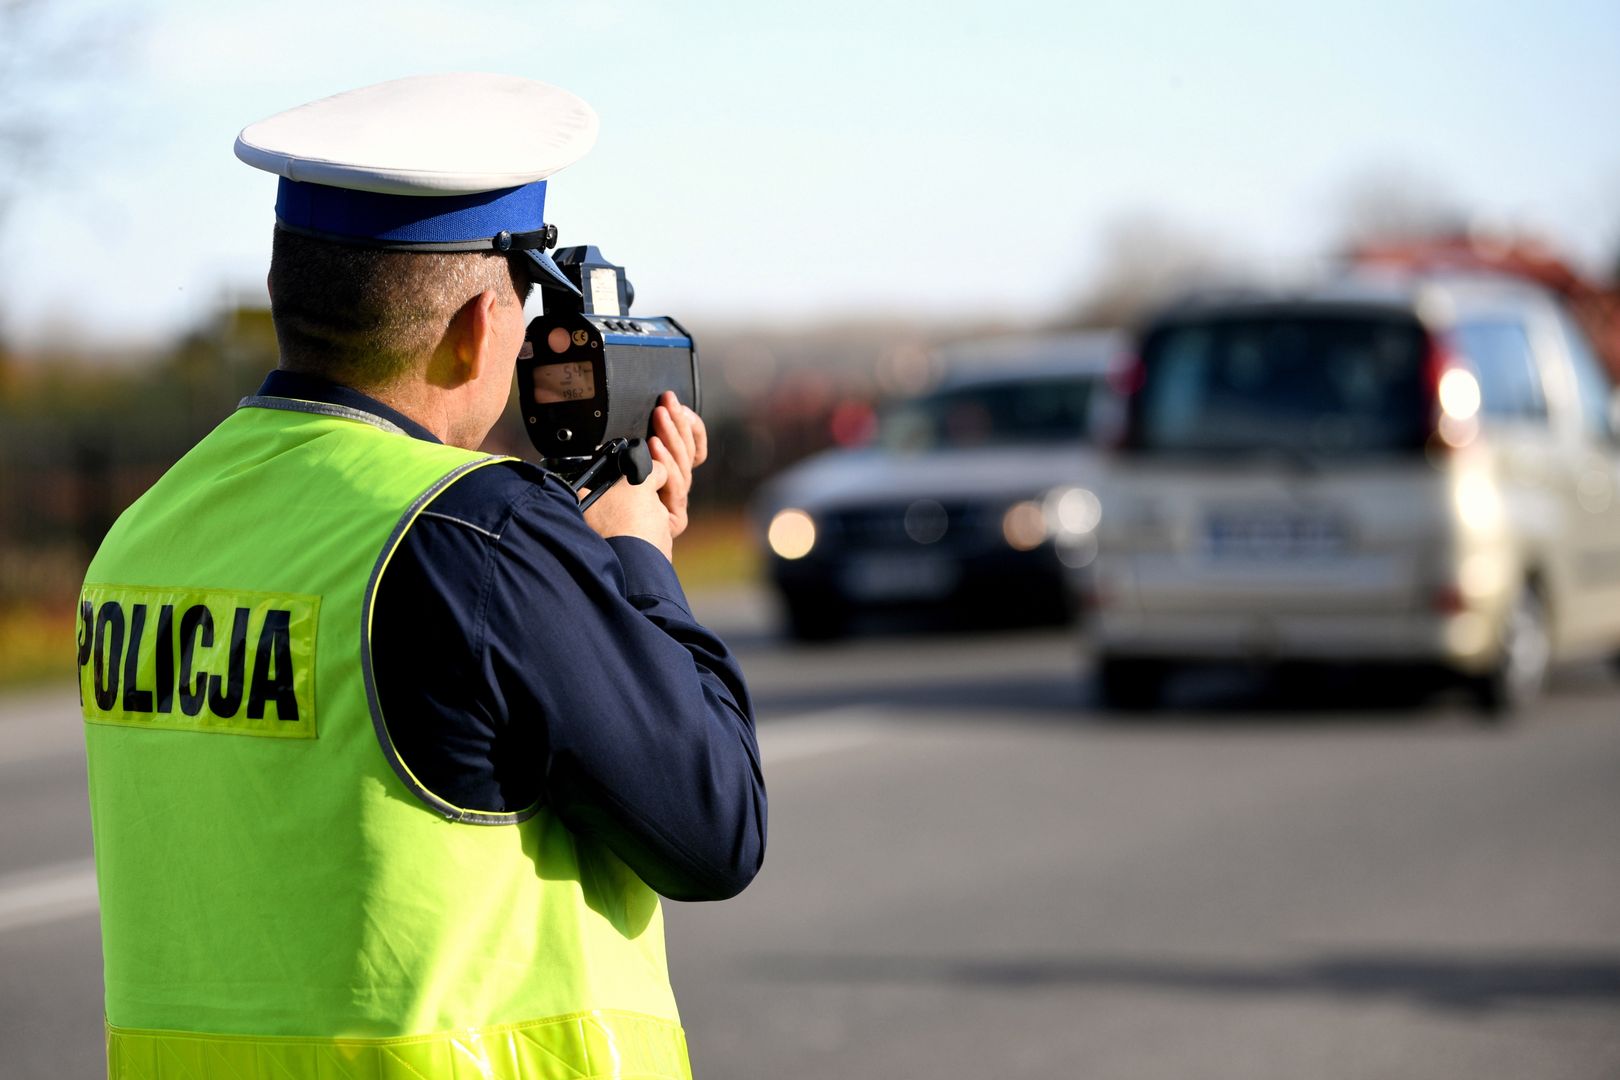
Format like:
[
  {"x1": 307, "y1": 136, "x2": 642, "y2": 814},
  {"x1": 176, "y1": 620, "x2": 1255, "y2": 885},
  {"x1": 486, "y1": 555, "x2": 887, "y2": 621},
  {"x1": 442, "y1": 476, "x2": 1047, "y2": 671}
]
[{"x1": 3, "y1": 586, "x2": 1618, "y2": 1078}]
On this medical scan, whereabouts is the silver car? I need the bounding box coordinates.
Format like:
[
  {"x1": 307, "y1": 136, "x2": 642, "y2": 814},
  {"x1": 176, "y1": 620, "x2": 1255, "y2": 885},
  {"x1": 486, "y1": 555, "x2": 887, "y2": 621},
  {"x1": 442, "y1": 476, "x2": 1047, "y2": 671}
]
[
  {"x1": 1091, "y1": 275, "x2": 1620, "y2": 714},
  {"x1": 756, "y1": 334, "x2": 1117, "y2": 640}
]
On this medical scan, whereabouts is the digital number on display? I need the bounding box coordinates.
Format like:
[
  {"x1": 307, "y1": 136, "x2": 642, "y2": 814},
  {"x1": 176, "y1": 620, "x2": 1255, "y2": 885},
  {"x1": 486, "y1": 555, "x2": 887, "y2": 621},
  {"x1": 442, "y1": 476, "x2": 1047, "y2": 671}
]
[{"x1": 533, "y1": 361, "x2": 597, "y2": 403}]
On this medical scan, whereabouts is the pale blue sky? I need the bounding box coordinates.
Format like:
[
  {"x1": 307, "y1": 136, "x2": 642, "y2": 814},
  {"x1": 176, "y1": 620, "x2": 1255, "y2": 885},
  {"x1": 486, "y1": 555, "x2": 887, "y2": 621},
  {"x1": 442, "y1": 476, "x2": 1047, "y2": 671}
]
[{"x1": 3, "y1": 0, "x2": 1617, "y2": 345}]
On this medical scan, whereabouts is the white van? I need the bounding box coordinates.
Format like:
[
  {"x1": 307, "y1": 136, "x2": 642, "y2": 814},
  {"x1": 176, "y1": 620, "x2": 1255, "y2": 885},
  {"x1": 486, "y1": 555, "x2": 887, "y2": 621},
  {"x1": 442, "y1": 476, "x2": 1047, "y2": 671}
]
[{"x1": 1090, "y1": 275, "x2": 1620, "y2": 714}]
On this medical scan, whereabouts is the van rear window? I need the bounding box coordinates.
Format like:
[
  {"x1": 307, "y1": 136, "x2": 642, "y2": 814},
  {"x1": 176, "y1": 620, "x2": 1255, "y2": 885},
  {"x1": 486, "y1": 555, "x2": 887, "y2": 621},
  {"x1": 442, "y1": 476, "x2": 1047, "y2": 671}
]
[{"x1": 1131, "y1": 316, "x2": 1431, "y2": 458}]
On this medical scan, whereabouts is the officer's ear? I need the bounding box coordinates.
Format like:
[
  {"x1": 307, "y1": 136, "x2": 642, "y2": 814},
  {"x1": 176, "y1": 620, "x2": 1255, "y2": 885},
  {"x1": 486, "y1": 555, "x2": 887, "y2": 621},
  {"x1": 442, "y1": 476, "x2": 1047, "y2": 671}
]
[{"x1": 450, "y1": 288, "x2": 502, "y2": 384}]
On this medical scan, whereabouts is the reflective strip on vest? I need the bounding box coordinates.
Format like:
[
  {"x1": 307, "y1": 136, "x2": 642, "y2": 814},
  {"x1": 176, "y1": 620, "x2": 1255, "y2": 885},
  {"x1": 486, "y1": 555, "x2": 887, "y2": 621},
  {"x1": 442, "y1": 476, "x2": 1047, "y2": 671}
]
[{"x1": 107, "y1": 1010, "x2": 692, "y2": 1080}]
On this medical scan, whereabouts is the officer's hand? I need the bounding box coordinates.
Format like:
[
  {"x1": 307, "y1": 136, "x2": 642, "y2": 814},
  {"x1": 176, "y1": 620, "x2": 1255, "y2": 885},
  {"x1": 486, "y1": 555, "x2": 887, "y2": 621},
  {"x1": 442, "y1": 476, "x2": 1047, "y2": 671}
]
[
  {"x1": 648, "y1": 391, "x2": 707, "y2": 541},
  {"x1": 581, "y1": 456, "x2": 675, "y2": 560},
  {"x1": 579, "y1": 394, "x2": 704, "y2": 560}
]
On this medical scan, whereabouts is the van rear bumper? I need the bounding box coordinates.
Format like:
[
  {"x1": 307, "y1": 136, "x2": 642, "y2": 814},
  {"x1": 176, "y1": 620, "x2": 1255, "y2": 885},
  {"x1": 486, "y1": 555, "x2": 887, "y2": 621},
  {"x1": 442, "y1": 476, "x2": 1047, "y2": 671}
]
[{"x1": 1093, "y1": 609, "x2": 1499, "y2": 672}]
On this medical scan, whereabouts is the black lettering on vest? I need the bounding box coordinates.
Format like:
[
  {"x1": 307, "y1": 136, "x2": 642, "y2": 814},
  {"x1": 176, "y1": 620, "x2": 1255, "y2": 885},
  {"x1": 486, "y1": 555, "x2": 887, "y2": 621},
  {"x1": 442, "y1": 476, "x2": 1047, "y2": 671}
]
[
  {"x1": 121, "y1": 604, "x2": 154, "y2": 713},
  {"x1": 246, "y1": 609, "x2": 299, "y2": 721},
  {"x1": 178, "y1": 605, "x2": 214, "y2": 717},
  {"x1": 92, "y1": 602, "x2": 124, "y2": 711},
  {"x1": 77, "y1": 599, "x2": 94, "y2": 706},
  {"x1": 207, "y1": 607, "x2": 250, "y2": 718},
  {"x1": 154, "y1": 604, "x2": 176, "y2": 714},
  {"x1": 77, "y1": 599, "x2": 94, "y2": 668}
]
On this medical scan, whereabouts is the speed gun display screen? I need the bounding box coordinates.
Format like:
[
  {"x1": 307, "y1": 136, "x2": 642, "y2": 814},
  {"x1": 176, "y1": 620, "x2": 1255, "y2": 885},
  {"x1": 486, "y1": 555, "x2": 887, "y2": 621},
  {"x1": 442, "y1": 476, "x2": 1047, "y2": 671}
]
[
  {"x1": 533, "y1": 361, "x2": 597, "y2": 404},
  {"x1": 518, "y1": 305, "x2": 697, "y2": 462}
]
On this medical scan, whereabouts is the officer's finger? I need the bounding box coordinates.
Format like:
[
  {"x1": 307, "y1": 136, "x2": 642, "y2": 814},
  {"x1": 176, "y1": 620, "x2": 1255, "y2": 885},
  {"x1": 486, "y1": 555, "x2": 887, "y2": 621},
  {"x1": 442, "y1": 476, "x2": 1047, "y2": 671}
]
[
  {"x1": 658, "y1": 391, "x2": 701, "y2": 467},
  {"x1": 649, "y1": 436, "x2": 686, "y2": 498},
  {"x1": 643, "y1": 456, "x2": 670, "y2": 493},
  {"x1": 656, "y1": 393, "x2": 692, "y2": 454},
  {"x1": 653, "y1": 406, "x2": 693, "y2": 477},
  {"x1": 648, "y1": 436, "x2": 689, "y2": 537},
  {"x1": 667, "y1": 398, "x2": 702, "y2": 469},
  {"x1": 684, "y1": 407, "x2": 708, "y2": 468}
]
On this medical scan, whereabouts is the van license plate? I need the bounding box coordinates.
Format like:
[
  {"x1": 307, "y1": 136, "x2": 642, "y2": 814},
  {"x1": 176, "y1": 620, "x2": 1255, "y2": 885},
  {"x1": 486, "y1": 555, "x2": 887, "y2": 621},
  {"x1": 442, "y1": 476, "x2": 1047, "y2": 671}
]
[{"x1": 1205, "y1": 513, "x2": 1347, "y2": 559}]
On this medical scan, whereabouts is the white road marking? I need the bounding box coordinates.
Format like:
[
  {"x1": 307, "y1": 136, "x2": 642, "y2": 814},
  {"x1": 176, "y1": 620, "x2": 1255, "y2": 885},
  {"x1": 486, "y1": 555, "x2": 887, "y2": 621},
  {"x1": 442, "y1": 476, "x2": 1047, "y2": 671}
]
[
  {"x1": 0, "y1": 704, "x2": 876, "y2": 938},
  {"x1": 759, "y1": 708, "x2": 887, "y2": 765},
  {"x1": 0, "y1": 690, "x2": 85, "y2": 766},
  {"x1": 0, "y1": 858, "x2": 99, "y2": 934}
]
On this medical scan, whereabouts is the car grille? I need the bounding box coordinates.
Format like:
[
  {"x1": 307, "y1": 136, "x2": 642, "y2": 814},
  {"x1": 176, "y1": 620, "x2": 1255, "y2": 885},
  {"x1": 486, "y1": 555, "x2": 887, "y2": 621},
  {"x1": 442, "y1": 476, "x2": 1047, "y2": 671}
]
[{"x1": 822, "y1": 502, "x2": 1000, "y2": 550}]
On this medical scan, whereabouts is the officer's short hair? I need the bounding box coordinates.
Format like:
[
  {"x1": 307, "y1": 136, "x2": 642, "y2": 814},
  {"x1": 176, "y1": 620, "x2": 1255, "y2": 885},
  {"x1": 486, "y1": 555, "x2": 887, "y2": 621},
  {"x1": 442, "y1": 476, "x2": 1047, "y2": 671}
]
[{"x1": 269, "y1": 228, "x2": 531, "y2": 388}]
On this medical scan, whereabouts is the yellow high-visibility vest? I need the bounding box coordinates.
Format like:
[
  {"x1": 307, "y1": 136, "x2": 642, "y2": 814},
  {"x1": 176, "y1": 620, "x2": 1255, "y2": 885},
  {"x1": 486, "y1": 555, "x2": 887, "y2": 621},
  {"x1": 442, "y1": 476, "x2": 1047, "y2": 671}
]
[{"x1": 80, "y1": 396, "x2": 688, "y2": 1079}]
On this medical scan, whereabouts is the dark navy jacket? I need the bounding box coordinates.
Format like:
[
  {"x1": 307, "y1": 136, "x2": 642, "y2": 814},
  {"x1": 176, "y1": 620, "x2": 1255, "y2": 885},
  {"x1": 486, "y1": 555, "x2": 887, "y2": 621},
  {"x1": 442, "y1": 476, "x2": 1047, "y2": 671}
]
[{"x1": 258, "y1": 371, "x2": 765, "y2": 901}]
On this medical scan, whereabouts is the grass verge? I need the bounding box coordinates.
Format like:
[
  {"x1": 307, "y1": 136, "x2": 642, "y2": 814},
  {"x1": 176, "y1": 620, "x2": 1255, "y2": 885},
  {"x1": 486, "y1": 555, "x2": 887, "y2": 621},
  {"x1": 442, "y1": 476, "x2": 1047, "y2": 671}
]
[
  {"x1": 0, "y1": 511, "x2": 760, "y2": 691},
  {"x1": 674, "y1": 509, "x2": 761, "y2": 594},
  {"x1": 0, "y1": 604, "x2": 78, "y2": 689}
]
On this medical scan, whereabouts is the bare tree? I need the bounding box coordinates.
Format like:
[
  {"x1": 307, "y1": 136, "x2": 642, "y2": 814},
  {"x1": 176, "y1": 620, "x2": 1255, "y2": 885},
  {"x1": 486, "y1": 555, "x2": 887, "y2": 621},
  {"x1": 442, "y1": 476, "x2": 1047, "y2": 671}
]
[
  {"x1": 1335, "y1": 165, "x2": 1470, "y2": 249},
  {"x1": 0, "y1": 0, "x2": 126, "y2": 233},
  {"x1": 1061, "y1": 214, "x2": 1236, "y2": 329},
  {"x1": 0, "y1": 1, "x2": 130, "y2": 346}
]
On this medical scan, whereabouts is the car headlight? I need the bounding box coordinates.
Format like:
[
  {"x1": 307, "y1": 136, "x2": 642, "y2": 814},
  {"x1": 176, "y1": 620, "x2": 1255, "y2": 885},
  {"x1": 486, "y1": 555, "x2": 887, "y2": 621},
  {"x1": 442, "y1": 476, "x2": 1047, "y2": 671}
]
[
  {"x1": 1044, "y1": 486, "x2": 1102, "y2": 537},
  {"x1": 1002, "y1": 487, "x2": 1104, "y2": 552},
  {"x1": 767, "y1": 508, "x2": 817, "y2": 559},
  {"x1": 1002, "y1": 501, "x2": 1046, "y2": 550}
]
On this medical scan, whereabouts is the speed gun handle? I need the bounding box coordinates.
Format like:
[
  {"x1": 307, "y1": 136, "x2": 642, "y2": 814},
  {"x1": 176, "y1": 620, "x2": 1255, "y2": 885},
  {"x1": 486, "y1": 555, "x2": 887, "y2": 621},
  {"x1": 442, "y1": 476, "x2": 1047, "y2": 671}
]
[{"x1": 572, "y1": 439, "x2": 654, "y2": 514}]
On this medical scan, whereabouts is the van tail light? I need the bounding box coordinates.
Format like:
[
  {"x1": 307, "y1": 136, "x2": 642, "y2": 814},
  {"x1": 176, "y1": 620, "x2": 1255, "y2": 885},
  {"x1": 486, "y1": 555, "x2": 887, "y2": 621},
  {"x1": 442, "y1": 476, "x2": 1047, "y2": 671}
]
[
  {"x1": 1108, "y1": 350, "x2": 1146, "y2": 396},
  {"x1": 1423, "y1": 331, "x2": 1451, "y2": 422},
  {"x1": 1100, "y1": 351, "x2": 1145, "y2": 449},
  {"x1": 1426, "y1": 332, "x2": 1481, "y2": 453},
  {"x1": 1430, "y1": 584, "x2": 1467, "y2": 614}
]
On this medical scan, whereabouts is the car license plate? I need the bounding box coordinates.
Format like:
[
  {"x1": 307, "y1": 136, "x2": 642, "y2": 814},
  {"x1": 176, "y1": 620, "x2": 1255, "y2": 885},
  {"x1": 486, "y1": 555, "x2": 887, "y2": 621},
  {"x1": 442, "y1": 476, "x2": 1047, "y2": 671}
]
[
  {"x1": 1204, "y1": 511, "x2": 1347, "y2": 559},
  {"x1": 841, "y1": 554, "x2": 959, "y2": 601}
]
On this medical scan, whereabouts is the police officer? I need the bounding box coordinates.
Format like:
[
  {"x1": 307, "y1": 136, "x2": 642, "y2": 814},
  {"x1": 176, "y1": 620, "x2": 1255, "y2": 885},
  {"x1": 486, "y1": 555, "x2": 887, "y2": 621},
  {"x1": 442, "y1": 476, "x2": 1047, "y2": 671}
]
[{"x1": 77, "y1": 74, "x2": 765, "y2": 1079}]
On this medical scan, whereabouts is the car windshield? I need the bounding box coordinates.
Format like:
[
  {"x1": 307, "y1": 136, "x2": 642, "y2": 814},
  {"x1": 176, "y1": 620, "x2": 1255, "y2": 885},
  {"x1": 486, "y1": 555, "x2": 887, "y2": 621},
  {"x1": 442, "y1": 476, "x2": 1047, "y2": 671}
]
[
  {"x1": 878, "y1": 376, "x2": 1095, "y2": 451},
  {"x1": 1132, "y1": 315, "x2": 1431, "y2": 459}
]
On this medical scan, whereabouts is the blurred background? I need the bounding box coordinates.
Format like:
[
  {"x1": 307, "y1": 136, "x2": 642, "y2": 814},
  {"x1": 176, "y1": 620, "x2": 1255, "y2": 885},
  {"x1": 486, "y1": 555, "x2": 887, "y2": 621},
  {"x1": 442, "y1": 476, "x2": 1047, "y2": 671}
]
[{"x1": 3, "y1": 1, "x2": 1619, "y2": 1076}]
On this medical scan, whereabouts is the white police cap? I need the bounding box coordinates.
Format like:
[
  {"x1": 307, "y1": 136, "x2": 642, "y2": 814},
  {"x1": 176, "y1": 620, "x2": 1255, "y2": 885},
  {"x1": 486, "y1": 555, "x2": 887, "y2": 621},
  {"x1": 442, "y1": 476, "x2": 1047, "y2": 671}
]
[{"x1": 234, "y1": 73, "x2": 598, "y2": 292}]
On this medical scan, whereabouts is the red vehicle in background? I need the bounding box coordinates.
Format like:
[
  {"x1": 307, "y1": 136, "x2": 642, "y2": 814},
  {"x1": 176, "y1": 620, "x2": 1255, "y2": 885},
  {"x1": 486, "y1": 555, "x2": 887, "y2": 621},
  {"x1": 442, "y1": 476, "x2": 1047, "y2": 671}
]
[{"x1": 1352, "y1": 234, "x2": 1620, "y2": 380}]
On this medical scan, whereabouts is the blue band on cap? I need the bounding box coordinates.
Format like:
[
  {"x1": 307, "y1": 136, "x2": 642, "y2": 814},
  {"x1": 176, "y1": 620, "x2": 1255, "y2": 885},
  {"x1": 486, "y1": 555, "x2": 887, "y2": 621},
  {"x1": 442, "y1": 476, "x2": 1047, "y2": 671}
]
[{"x1": 274, "y1": 178, "x2": 547, "y2": 245}]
